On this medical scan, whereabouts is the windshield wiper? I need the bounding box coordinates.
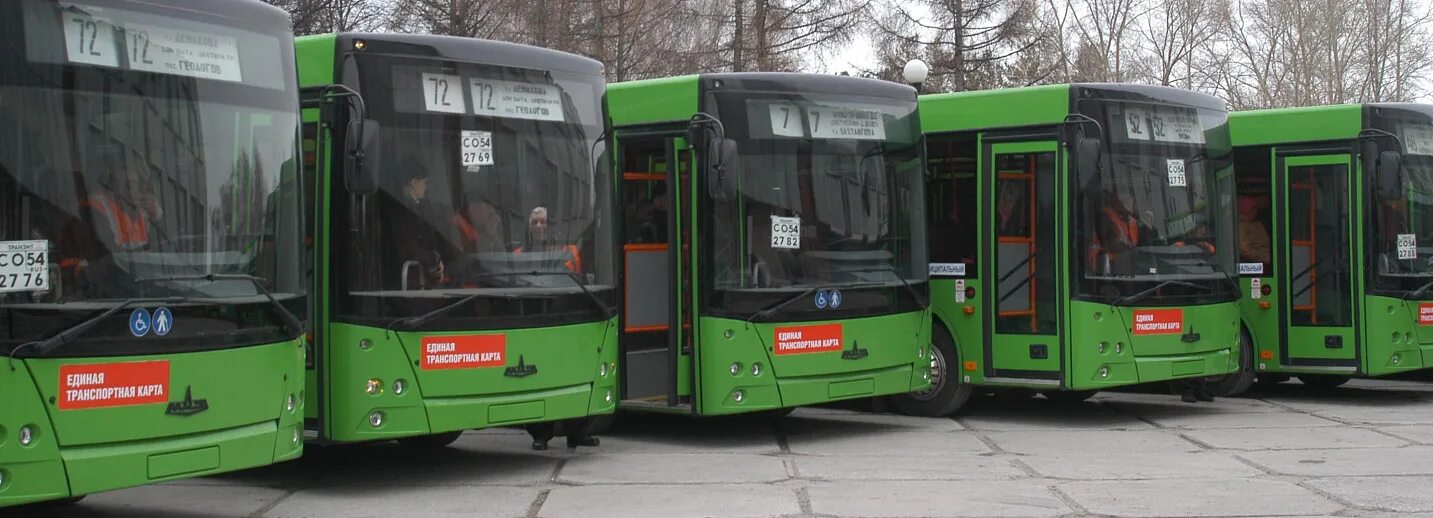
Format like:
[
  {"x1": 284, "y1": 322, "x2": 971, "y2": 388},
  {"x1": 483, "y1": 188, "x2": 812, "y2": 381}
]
[
  {"x1": 1408, "y1": 278, "x2": 1433, "y2": 299},
  {"x1": 841, "y1": 267, "x2": 928, "y2": 307},
  {"x1": 389, "y1": 271, "x2": 612, "y2": 330},
  {"x1": 136, "y1": 273, "x2": 304, "y2": 335},
  {"x1": 1114, "y1": 279, "x2": 1215, "y2": 306},
  {"x1": 8, "y1": 297, "x2": 184, "y2": 358}
]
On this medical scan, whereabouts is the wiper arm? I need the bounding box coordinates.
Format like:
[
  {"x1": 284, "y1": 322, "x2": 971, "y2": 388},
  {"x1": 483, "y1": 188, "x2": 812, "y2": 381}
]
[
  {"x1": 390, "y1": 271, "x2": 612, "y2": 331},
  {"x1": 842, "y1": 267, "x2": 928, "y2": 307},
  {"x1": 746, "y1": 286, "x2": 823, "y2": 324},
  {"x1": 1114, "y1": 279, "x2": 1213, "y2": 306},
  {"x1": 391, "y1": 292, "x2": 486, "y2": 330},
  {"x1": 137, "y1": 273, "x2": 303, "y2": 335},
  {"x1": 1408, "y1": 278, "x2": 1433, "y2": 299},
  {"x1": 9, "y1": 297, "x2": 184, "y2": 358}
]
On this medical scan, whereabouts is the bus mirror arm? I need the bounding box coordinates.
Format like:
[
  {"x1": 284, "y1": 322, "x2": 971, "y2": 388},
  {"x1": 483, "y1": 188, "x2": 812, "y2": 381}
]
[
  {"x1": 345, "y1": 118, "x2": 382, "y2": 195},
  {"x1": 1062, "y1": 114, "x2": 1105, "y2": 185}
]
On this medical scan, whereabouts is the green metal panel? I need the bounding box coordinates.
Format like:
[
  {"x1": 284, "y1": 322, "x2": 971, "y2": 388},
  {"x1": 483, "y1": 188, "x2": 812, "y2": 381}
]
[
  {"x1": 295, "y1": 34, "x2": 339, "y2": 86},
  {"x1": 1230, "y1": 105, "x2": 1362, "y2": 147},
  {"x1": 919, "y1": 85, "x2": 1071, "y2": 134},
  {"x1": 608, "y1": 75, "x2": 701, "y2": 127}
]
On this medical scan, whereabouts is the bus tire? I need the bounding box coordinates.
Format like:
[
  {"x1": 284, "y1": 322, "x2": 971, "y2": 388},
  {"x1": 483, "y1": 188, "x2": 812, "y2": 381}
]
[
  {"x1": 891, "y1": 324, "x2": 971, "y2": 417},
  {"x1": 397, "y1": 431, "x2": 463, "y2": 449},
  {"x1": 1205, "y1": 329, "x2": 1256, "y2": 397},
  {"x1": 1257, "y1": 373, "x2": 1290, "y2": 385},
  {"x1": 1298, "y1": 374, "x2": 1351, "y2": 388},
  {"x1": 1043, "y1": 390, "x2": 1098, "y2": 403},
  {"x1": 585, "y1": 414, "x2": 616, "y2": 435}
]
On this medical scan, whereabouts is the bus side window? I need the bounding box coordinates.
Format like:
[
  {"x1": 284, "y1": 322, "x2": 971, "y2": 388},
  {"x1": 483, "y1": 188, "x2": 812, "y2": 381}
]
[
  {"x1": 926, "y1": 134, "x2": 978, "y2": 278},
  {"x1": 1234, "y1": 146, "x2": 1272, "y2": 273}
]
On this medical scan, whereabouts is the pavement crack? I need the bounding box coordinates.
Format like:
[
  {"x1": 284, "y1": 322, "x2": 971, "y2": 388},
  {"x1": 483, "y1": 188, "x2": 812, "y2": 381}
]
[
  {"x1": 794, "y1": 485, "x2": 814, "y2": 516},
  {"x1": 525, "y1": 488, "x2": 551, "y2": 518},
  {"x1": 548, "y1": 458, "x2": 568, "y2": 483}
]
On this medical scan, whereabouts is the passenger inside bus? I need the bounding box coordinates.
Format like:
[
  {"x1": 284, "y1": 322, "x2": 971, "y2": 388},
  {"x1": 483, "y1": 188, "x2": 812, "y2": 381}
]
[
  {"x1": 1238, "y1": 195, "x2": 1272, "y2": 264},
  {"x1": 452, "y1": 194, "x2": 505, "y2": 254},
  {"x1": 382, "y1": 163, "x2": 446, "y2": 290},
  {"x1": 83, "y1": 159, "x2": 163, "y2": 252},
  {"x1": 1088, "y1": 190, "x2": 1151, "y2": 273},
  {"x1": 633, "y1": 183, "x2": 668, "y2": 244},
  {"x1": 515, "y1": 206, "x2": 581, "y2": 273}
]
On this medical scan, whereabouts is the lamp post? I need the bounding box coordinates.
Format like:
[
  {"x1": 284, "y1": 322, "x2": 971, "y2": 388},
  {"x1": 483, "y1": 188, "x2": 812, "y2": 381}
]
[{"x1": 902, "y1": 59, "x2": 929, "y2": 94}]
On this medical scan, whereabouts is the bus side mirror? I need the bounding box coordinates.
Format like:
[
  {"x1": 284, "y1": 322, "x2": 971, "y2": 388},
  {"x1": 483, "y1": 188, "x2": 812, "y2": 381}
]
[
  {"x1": 1378, "y1": 150, "x2": 1403, "y2": 199},
  {"x1": 707, "y1": 138, "x2": 739, "y2": 201},
  {"x1": 345, "y1": 118, "x2": 381, "y2": 194},
  {"x1": 1076, "y1": 137, "x2": 1103, "y2": 185}
]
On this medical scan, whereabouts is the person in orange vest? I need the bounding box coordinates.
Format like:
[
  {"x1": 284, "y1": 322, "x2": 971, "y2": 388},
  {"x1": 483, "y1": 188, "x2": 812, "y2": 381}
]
[
  {"x1": 1087, "y1": 191, "x2": 1144, "y2": 274},
  {"x1": 82, "y1": 162, "x2": 163, "y2": 252},
  {"x1": 451, "y1": 197, "x2": 505, "y2": 254},
  {"x1": 514, "y1": 206, "x2": 581, "y2": 273}
]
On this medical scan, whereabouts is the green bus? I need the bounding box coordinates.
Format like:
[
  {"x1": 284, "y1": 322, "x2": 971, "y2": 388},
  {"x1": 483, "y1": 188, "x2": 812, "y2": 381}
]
[
  {"x1": 296, "y1": 34, "x2": 617, "y2": 448},
  {"x1": 605, "y1": 73, "x2": 932, "y2": 416},
  {"x1": 1224, "y1": 103, "x2": 1433, "y2": 392},
  {"x1": 906, "y1": 84, "x2": 1242, "y2": 415},
  {"x1": 0, "y1": 0, "x2": 306, "y2": 507}
]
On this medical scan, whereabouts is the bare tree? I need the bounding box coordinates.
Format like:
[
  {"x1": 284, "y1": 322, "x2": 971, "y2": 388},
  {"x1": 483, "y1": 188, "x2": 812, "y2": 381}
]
[
  {"x1": 1134, "y1": 0, "x2": 1227, "y2": 88},
  {"x1": 866, "y1": 0, "x2": 1041, "y2": 91},
  {"x1": 264, "y1": 0, "x2": 386, "y2": 35},
  {"x1": 388, "y1": 0, "x2": 515, "y2": 39}
]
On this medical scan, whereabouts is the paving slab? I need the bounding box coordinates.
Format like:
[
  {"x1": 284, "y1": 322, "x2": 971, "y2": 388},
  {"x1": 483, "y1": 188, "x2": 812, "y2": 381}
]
[
  {"x1": 1060, "y1": 478, "x2": 1343, "y2": 517},
  {"x1": 1103, "y1": 392, "x2": 1285, "y2": 414},
  {"x1": 1018, "y1": 452, "x2": 1262, "y2": 480},
  {"x1": 556, "y1": 453, "x2": 789, "y2": 484},
  {"x1": 984, "y1": 429, "x2": 1201, "y2": 455},
  {"x1": 793, "y1": 454, "x2": 1026, "y2": 481},
  {"x1": 1140, "y1": 411, "x2": 1341, "y2": 429},
  {"x1": 265, "y1": 485, "x2": 539, "y2": 518},
  {"x1": 312, "y1": 448, "x2": 560, "y2": 487},
  {"x1": 1241, "y1": 446, "x2": 1433, "y2": 476},
  {"x1": 1304, "y1": 407, "x2": 1433, "y2": 425},
  {"x1": 783, "y1": 409, "x2": 966, "y2": 432},
  {"x1": 1305, "y1": 475, "x2": 1433, "y2": 513},
  {"x1": 1183, "y1": 426, "x2": 1409, "y2": 451},
  {"x1": 958, "y1": 410, "x2": 1152, "y2": 431},
  {"x1": 539, "y1": 484, "x2": 801, "y2": 518},
  {"x1": 1380, "y1": 425, "x2": 1433, "y2": 444},
  {"x1": 807, "y1": 480, "x2": 1071, "y2": 517},
  {"x1": 784, "y1": 430, "x2": 990, "y2": 456},
  {"x1": 45, "y1": 483, "x2": 288, "y2": 518},
  {"x1": 590, "y1": 433, "x2": 782, "y2": 455}
]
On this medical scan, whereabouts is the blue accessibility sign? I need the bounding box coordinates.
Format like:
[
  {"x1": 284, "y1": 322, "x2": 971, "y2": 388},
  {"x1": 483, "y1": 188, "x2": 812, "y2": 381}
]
[
  {"x1": 814, "y1": 289, "x2": 829, "y2": 309},
  {"x1": 129, "y1": 308, "x2": 152, "y2": 337},
  {"x1": 153, "y1": 307, "x2": 174, "y2": 336},
  {"x1": 830, "y1": 289, "x2": 843, "y2": 308}
]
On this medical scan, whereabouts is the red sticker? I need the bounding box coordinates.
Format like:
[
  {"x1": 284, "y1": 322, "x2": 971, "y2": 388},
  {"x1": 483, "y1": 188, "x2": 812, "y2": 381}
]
[
  {"x1": 1419, "y1": 304, "x2": 1433, "y2": 326},
  {"x1": 421, "y1": 335, "x2": 506, "y2": 370},
  {"x1": 1132, "y1": 309, "x2": 1184, "y2": 335},
  {"x1": 774, "y1": 324, "x2": 844, "y2": 355},
  {"x1": 58, "y1": 360, "x2": 170, "y2": 410}
]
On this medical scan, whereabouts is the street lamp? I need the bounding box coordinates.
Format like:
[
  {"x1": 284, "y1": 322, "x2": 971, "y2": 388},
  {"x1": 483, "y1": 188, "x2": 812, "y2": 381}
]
[{"x1": 902, "y1": 59, "x2": 929, "y2": 94}]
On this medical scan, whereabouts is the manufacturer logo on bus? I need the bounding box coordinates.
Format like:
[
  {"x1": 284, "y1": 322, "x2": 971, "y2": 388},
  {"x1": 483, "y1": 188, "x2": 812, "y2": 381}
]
[
  {"x1": 841, "y1": 340, "x2": 868, "y2": 360},
  {"x1": 165, "y1": 386, "x2": 209, "y2": 416},
  {"x1": 503, "y1": 355, "x2": 539, "y2": 378}
]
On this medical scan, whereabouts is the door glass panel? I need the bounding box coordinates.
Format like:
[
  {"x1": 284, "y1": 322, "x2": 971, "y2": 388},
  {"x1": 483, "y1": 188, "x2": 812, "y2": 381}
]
[
  {"x1": 993, "y1": 151, "x2": 1057, "y2": 334},
  {"x1": 1287, "y1": 163, "x2": 1350, "y2": 326}
]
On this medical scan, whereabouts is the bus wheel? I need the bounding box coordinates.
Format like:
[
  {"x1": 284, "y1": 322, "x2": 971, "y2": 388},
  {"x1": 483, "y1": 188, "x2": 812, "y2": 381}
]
[
  {"x1": 1043, "y1": 390, "x2": 1098, "y2": 403},
  {"x1": 397, "y1": 431, "x2": 463, "y2": 449},
  {"x1": 1205, "y1": 329, "x2": 1256, "y2": 397},
  {"x1": 891, "y1": 325, "x2": 971, "y2": 417},
  {"x1": 585, "y1": 414, "x2": 617, "y2": 436},
  {"x1": 1298, "y1": 374, "x2": 1351, "y2": 388}
]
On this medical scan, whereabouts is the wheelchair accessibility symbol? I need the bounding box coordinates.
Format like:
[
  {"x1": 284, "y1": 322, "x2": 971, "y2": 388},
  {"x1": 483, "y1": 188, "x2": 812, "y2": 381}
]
[
  {"x1": 815, "y1": 290, "x2": 829, "y2": 309},
  {"x1": 129, "y1": 308, "x2": 152, "y2": 337}
]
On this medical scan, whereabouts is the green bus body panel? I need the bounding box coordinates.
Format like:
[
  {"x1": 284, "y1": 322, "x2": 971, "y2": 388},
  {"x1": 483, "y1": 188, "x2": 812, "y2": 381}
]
[
  {"x1": 1232, "y1": 105, "x2": 1433, "y2": 378},
  {"x1": 694, "y1": 313, "x2": 930, "y2": 415},
  {"x1": 1, "y1": 342, "x2": 304, "y2": 506},
  {"x1": 919, "y1": 85, "x2": 1071, "y2": 134},
  {"x1": 608, "y1": 75, "x2": 701, "y2": 126},
  {"x1": 295, "y1": 34, "x2": 339, "y2": 87},
  {"x1": 319, "y1": 320, "x2": 618, "y2": 442},
  {"x1": 1229, "y1": 105, "x2": 1363, "y2": 146}
]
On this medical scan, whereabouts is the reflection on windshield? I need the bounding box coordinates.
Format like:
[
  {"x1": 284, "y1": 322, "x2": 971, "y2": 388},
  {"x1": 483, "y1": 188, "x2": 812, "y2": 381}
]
[
  {"x1": 709, "y1": 94, "x2": 926, "y2": 298},
  {"x1": 334, "y1": 55, "x2": 614, "y2": 322},
  {"x1": 1369, "y1": 115, "x2": 1433, "y2": 295},
  {"x1": 1076, "y1": 99, "x2": 1236, "y2": 301}
]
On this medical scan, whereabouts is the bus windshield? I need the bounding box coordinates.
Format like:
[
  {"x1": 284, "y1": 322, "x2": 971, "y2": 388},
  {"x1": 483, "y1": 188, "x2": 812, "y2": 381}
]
[
  {"x1": 334, "y1": 53, "x2": 614, "y2": 325},
  {"x1": 0, "y1": 0, "x2": 303, "y2": 356},
  {"x1": 1368, "y1": 106, "x2": 1433, "y2": 297},
  {"x1": 1074, "y1": 98, "x2": 1238, "y2": 303},
  {"x1": 706, "y1": 91, "x2": 927, "y2": 319}
]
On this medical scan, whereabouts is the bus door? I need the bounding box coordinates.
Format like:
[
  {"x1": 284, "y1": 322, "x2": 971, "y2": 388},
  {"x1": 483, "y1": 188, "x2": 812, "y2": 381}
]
[
  {"x1": 1278, "y1": 153, "x2": 1357, "y2": 368},
  {"x1": 983, "y1": 140, "x2": 1063, "y2": 381},
  {"x1": 617, "y1": 132, "x2": 697, "y2": 409}
]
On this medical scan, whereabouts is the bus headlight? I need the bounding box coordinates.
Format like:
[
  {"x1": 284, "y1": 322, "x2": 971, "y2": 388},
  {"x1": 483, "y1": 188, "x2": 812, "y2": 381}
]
[
  {"x1": 359, "y1": 338, "x2": 373, "y2": 350},
  {"x1": 368, "y1": 411, "x2": 385, "y2": 427},
  {"x1": 292, "y1": 428, "x2": 301, "y2": 445},
  {"x1": 751, "y1": 363, "x2": 762, "y2": 376},
  {"x1": 0, "y1": 468, "x2": 7, "y2": 488},
  {"x1": 286, "y1": 394, "x2": 296, "y2": 412},
  {"x1": 1114, "y1": 342, "x2": 1124, "y2": 355},
  {"x1": 1097, "y1": 342, "x2": 1108, "y2": 354},
  {"x1": 393, "y1": 379, "x2": 407, "y2": 395},
  {"x1": 731, "y1": 389, "x2": 745, "y2": 403},
  {"x1": 730, "y1": 362, "x2": 742, "y2": 376},
  {"x1": 365, "y1": 378, "x2": 383, "y2": 395},
  {"x1": 599, "y1": 362, "x2": 609, "y2": 378},
  {"x1": 1098, "y1": 366, "x2": 1110, "y2": 379},
  {"x1": 604, "y1": 389, "x2": 613, "y2": 403},
  {"x1": 18, "y1": 425, "x2": 34, "y2": 446},
  {"x1": 1393, "y1": 353, "x2": 1403, "y2": 365}
]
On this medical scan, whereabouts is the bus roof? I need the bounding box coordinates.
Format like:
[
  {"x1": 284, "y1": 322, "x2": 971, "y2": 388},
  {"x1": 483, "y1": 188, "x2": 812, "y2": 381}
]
[
  {"x1": 1229, "y1": 104, "x2": 1364, "y2": 147},
  {"x1": 920, "y1": 83, "x2": 1225, "y2": 135},
  {"x1": 609, "y1": 72, "x2": 914, "y2": 128},
  {"x1": 295, "y1": 32, "x2": 604, "y2": 85}
]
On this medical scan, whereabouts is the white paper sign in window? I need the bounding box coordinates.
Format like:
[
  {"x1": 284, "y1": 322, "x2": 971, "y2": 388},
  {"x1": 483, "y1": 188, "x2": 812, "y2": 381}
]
[
  {"x1": 1124, "y1": 106, "x2": 1151, "y2": 141},
  {"x1": 62, "y1": 8, "x2": 120, "y2": 68},
  {"x1": 420, "y1": 73, "x2": 466, "y2": 114},
  {"x1": 807, "y1": 107, "x2": 886, "y2": 140},
  {"x1": 1399, "y1": 233, "x2": 1418, "y2": 260},
  {"x1": 469, "y1": 78, "x2": 565, "y2": 122},
  {"x1": 1166, "y1": 159, "x2": 1187, "y2": 187},
  {"x1": 1151, "y1": 105, "x2": 1205, "y2": 144},
  {"x1": 0, "y1": 240, "x2": 50, "y2": 293},
  {"x1": 770, "y1": 216, "x2": 801, "y2": 249},
  {"x1": 1403, "y1": 125, "x2": 1433, "y2": 156},
  {"x1": 460, "y1": 130, "x2": 493, "y2": 167},
  {"x1": 768, "y1": 103, "x2": 805, "y2": 137},
  {"x1": 123, "y1": 23, "x2": 242, "y2": 82}
]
